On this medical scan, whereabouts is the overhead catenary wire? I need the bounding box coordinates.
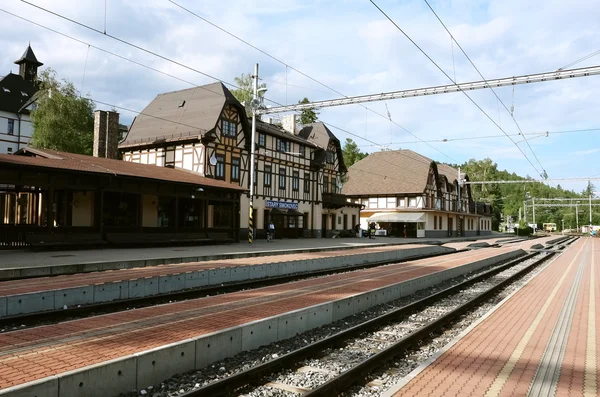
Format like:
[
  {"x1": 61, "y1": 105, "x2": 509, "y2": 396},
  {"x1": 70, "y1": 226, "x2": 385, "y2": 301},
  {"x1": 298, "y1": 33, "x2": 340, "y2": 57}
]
[
  {"x1": 167, "y1": 0, "x2": 458, "y2": 163},
  {"x1": 368, "y1": 0, "x2": 545, "y2": 179},
  {"x1": 358, "y1": 128, "x2": 600, "y2": 147},
  {"x1": 14, "y1": 2, "x2": 462, "y2": 168},
  {"x1": 422, "y1": 0, "x2": 552, "y2": 183},
  {"x1": 558, "y1": 49, "x2": 600, "y2": 71}
]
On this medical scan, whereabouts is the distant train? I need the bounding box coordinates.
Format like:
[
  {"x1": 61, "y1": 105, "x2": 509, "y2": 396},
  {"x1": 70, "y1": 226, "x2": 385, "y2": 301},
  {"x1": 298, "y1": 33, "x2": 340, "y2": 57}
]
[{"x1": 543, "y1": 223, "x2": 557, "y2": 232}]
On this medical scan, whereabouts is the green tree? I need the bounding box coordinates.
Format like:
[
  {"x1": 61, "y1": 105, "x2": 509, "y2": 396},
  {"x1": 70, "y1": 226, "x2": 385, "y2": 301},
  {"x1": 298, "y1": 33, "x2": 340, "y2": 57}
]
[
  {"x1": 30, "y1": 69, "x2": 95, "y2": 155},
  {"x1": 230, "y1": 73, "x2": 266, "y2": 115},
  {"x1": 342, "y1": 138, "x2": 367, "y2": 168},
  {"x1": 298, "y1": 97, "x2": 319, "y2": 125}
]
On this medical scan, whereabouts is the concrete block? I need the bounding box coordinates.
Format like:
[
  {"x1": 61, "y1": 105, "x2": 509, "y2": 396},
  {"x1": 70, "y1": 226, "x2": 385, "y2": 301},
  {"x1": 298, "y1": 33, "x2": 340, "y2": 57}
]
[
  {"x1": 93, "y1": 280, "x2": 129, "y2": 303},
  {"x1": 265, "y1": 263, "x2": 280, "y2": 278},
  {"x1": 209, "y1": 267, "x2": 231, "y2": 285},
  {"x1": 184, "y1": 270, "x2": 209, "y2": 289},
  {"x1": 81, "y1": 263, "x2": 103, "y2": 273},
  {"x1": 229, "y1": 266, "x2": 249, "y2": 282},
  {"x1": 158, "y1": 273, "x2": 185, "y2": 294},
  {"x1": 332, "y1": 297, "x2": 355, "y2": 321},
  {"x1": 354, "y1": 293, "x2": 370, "y2": 313},
  {"x1": 0, "y1": 269, "x2": 22, "y2": 281},
  {"x1": 0, "y1": 296, "x2": 6, "y2": 317},
  {"x1": 50, "y1": 265, "x2": 78, "y2": 276},
  {"x1": 180, "y1": 256, "x2": 199, "y2": 264},
  {"x1": 247, "y1": 265, "x2": 267, "y2": 280},
  {"x1": 144, "y1": 258, "x2": 166, "y2": 267},
  {"x1": 58, "y1": 356, "x2": 137, "y2": 397},
  {"x1": 136, "y1": 341, "x2": 195, "y2": 390},
  {"x1": 7, "y1": 291, "x2": 54, "y2": 316},
  {"x1": 101, "y1": 261, "x2": 133, "y2": 271},
  {"x1": 128, "y1": 276, "x2": 159, "y2": 299},
  {"x1": 242, "y1": 317, "x2": 279, "y2": 351},
  {"x1": 195, "y1": 328, "x2": 242, "y2": 369},
  {"x1": 21, "y1": 267, "x2": 51, "y2": 278},
  {"x1": 0, "y1": 376, "x2": 59, "y2": 397},
  {"x1": 307, "y1": 303, "x2": 333, "y2": 330},
  {"x1": 277, "y1": 310, "x2": 308, "y2": 340},
  {"x1": 54, "y1": 286, "x2": 94, "y2": 309}
]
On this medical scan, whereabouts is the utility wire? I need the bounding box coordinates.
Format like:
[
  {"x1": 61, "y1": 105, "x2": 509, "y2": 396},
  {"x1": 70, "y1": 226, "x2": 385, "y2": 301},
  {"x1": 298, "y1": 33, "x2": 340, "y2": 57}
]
[
  {"x1": 558, "y1": 49, "x2": 600, "y2": 70},
  {"x1": 369, "y1": 0, "x2": 544, "y2": 179},
  {"x1": 422, "y1": 0, "x2": 552, "y2": 183},
  {"x1": 14, "y1": 3, "x2": 458, "y2": 168},
  {"x1": 358, "y1": 127, "x2": 600, "y2": 147},
  {"x1": 167, "y1": 0, "x2": 458, "y2": 163}
]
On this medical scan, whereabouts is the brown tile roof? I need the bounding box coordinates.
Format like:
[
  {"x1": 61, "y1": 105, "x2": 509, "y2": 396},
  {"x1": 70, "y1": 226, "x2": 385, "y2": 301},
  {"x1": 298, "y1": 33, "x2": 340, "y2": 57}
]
[
  {"x1": 119, "y1": 82, "x2": 246, "y2": 149},
  {"x1": 3, "y1": 148, "x2": 246, "y2": 191},
  {"x1": 342, "y1": 149, "x2": 460, "y2": 195}
]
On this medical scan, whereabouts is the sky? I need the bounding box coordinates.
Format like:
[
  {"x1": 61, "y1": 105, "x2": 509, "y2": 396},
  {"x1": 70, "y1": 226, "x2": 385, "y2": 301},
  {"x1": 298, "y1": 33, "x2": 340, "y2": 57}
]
[{"x1": 1, "y1": 0, "x2": 599, "y2": 194}]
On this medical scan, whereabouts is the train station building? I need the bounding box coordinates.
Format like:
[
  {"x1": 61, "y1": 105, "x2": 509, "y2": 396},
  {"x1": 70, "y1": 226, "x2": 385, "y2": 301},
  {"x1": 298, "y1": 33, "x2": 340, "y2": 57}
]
[
  {"x1": 342, "y1": 150, "x2": 493, "y2": 238},
  {"x1": 119, "y1": 82, "x2": 361, "y2": 239}
]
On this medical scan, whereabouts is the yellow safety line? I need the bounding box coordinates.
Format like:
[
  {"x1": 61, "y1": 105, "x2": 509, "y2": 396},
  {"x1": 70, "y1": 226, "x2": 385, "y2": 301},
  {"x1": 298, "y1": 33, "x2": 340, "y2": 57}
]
[
  {"x1": 485, "y1": 239, "x2": 587, "y2": 397},
  {"x1": 584, "y1": 238, "x2": 596, "y2": 397}
]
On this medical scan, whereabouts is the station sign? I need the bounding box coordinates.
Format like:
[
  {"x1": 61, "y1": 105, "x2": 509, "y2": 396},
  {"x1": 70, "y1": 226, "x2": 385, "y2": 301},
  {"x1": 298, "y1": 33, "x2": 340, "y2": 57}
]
[{"x1": 265, "y1": 200, "x2": 299, "y2": 210}]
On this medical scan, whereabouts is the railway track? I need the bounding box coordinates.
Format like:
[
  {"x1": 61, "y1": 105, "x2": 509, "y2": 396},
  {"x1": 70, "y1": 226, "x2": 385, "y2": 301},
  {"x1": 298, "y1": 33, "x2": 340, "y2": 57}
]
[
  {"x1": 176, "y1": 237, "x2": 574, "y2": 397},
  {"x1": 0, "y1": 248, "x2": 464, "y2": 332}
]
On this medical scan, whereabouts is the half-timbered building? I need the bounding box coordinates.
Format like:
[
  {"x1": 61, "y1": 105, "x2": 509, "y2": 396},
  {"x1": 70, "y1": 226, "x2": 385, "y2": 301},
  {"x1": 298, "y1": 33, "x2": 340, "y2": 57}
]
[
  {"x1": 342, "y1": 150, "x2": 493, "y2": 238},
  {"x1": 119, "y1": 83, "x2": 360, "y2": 239}
]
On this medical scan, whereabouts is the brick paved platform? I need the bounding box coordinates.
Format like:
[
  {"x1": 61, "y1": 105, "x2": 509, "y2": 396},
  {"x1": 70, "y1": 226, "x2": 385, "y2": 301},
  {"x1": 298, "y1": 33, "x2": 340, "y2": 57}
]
[
  {"x1": 0, "y1": 247, "x2": 525, "y2": 397},
  {"x1": 386, "y1": 237, "x2": 597, "y2": 397}
]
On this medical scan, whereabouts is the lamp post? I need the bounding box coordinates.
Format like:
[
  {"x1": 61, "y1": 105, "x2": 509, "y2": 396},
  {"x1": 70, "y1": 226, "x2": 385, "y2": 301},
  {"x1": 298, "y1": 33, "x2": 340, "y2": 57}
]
[{"x1": 248, "y1": 63, "x2": 259, "y2": 244}]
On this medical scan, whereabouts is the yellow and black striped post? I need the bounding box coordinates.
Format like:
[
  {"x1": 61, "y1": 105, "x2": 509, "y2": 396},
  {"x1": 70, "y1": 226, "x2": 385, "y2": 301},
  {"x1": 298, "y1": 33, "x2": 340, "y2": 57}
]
[{"x1": 248, "y1": 204, "x2": 253, "y2": 244}]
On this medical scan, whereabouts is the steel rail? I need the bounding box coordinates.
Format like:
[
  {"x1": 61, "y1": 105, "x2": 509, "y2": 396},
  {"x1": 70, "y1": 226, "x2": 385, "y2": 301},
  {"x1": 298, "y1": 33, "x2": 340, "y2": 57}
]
[
  {"x1": 0, "y1": 249, "x2": 463, "y2": 330},
  {"x1": 182, "y1": 249, "x2": 551, "y2": 397},
  {"x1": 304, "y1": 240, "x2": 576, "y2": 396}
]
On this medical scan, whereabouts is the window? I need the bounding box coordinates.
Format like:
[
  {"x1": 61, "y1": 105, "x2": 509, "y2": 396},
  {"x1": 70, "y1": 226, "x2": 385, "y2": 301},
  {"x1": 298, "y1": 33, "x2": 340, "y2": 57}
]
[
  {"x1": 325, "y1": 151, "x2": 334, "y2": 164},
  {"x1": 264, "y1": 165, "x2": 272, "y2": 187},
  {"x1": 378, "y1": 198, "x2": 386, "y2": 208},
  {"x1": 215, "y1": 154, "x2": 225, "y2": 180},
  {"x1": 331, "y1": 178, "x2": 336, "y2": 193},
  {"x1": 258, "y1": 133, "x2": 266, "y2": 147},
  {"x1": 222, "y1": 119, "x2": 236, "y2": 137},
  {"x1": 409, "y1": 197, "x2": 417, "y2": 207},
  {"x1": 398, "y1": 198, "x2": 406, "y2": 207},
  {"x1": 231, "y1": 157, "x2": 240, "y2": 181},
  {"x1": 277, "y1": 139, "x2": 291, "y2": 152},
  {"x1": 299, "y1": 144, "x2": 305, "y2": 158},
  {"x1": 323, "y1": 176, "x2": 329, "y2": 193},
  {"x1": 304, "y1": 172, "x2": 310, "y2": 193},
  {"x1": 369, "y1": 198, "x2": 378, "y2": 208},
  {"x1": 7, "y1": 119, "x2": 14, "y2": 135},
  {"x1": 338, "y1": 216, "x2": 342, "y2": 225},
  {"x1": 292, "y1": 171, "x2": 299, "y2": 191},
  {"x1": 279, "y1": 168, "x2": 286, "y2": 189},
  {"x1": 434, "y1": 216, "x2": 437, "y2": 230},
  {"x1": 387, "y1": 197, "x2": 396, "y2": 208}
]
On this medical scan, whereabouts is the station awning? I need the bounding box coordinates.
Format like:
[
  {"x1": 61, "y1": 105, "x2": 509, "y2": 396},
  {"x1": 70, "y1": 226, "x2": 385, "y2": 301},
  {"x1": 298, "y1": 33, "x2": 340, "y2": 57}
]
[{"x1": 367, "y1": 212, "x2": 425, "y2": 223}]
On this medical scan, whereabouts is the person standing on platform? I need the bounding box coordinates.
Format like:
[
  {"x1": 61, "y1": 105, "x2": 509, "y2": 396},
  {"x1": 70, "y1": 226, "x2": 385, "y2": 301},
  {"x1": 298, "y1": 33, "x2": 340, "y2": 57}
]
[
  {"x1": 369, "y1": 222, "x2": 376, "y2": 239},
  {"x1": 403, "y1": 224, "x2": 407, "y2": 239}
]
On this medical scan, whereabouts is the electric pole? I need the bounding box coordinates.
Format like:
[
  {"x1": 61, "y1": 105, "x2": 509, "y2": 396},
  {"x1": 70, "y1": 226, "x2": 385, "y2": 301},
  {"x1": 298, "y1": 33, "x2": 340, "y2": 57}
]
[{"x1": 248, "y1": 63, "x2": 259, "y2": 244}]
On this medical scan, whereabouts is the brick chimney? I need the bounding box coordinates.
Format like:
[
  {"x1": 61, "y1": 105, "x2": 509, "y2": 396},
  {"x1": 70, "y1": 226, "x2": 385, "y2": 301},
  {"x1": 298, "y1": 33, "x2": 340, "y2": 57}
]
[{"x1": 93, "y1": 110, "x2": 119, "y2": 159}]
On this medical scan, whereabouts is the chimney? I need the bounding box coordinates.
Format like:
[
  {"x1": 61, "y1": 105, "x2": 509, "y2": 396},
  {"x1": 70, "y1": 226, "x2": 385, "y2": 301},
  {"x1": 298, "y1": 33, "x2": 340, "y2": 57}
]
[
  {"x1": 93, "y1": 110, "x2": 120, "y2": 159},
  {"x1": 282, "y1": 114, "x2": 296, "y2": 134}
]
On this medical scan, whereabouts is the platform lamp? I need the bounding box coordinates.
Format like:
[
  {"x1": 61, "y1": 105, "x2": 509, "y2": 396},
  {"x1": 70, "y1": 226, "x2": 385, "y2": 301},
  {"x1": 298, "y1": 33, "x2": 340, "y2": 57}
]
[{"x1": 248, "y1": 63, "x2": 266, "y2": 244}]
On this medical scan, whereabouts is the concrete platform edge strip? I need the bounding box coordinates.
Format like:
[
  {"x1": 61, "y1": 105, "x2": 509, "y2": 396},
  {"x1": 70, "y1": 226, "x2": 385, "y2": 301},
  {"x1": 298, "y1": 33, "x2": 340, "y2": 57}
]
[
  {"x1": 380, "y1": 251, "x2": 559, "y2": 397},
  {"x1": 0, "y1": 249, "x2": 525, "y2": 397},
  {"x1": 1, "y1": 246, "x2": 455, "y2": 318},
  {"x1": 0, "y1": 236, "x2": 503, "y2": 281}
]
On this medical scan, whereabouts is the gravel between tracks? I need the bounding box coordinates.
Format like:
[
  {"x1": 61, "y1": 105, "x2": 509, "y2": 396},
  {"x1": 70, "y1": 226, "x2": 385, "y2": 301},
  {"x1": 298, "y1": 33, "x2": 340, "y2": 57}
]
[{"x1": 119, "y1": 251, "x2": 555, "y2": 397}]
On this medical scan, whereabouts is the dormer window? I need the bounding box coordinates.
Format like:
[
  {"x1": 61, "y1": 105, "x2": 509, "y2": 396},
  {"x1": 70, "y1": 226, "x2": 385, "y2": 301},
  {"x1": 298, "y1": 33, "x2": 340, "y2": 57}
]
[
  {"x1": 222, "y1": 119, "x2": 236, "y2": 137},
  {"x1": 325, "y1": 151, "x2": 334, "y2": 164}
]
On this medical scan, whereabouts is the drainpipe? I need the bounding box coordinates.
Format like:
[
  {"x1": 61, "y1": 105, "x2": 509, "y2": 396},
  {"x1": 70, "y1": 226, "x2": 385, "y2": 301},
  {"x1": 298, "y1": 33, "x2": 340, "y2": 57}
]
[{"x1": 16, "y1": 113, "x2": 22, "y2": 151}]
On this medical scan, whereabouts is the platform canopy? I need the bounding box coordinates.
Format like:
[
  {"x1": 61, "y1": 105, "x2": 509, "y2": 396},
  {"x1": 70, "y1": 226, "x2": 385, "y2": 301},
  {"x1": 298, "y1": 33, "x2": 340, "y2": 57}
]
[{"x1": 367, "y1": 212, "x2": 425, "y2": 223}]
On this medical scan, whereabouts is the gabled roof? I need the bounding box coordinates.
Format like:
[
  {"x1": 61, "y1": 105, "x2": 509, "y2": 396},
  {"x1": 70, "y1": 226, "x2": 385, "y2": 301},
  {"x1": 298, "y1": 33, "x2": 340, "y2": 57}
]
[
  {"x1": 14, "y1": 45, "x2": 43, "y2": 66},
  {"x1": 342, "y1": 149, "x2": 461, "y2": 195},
  {"x1": 8, "y1": 147, "x2": 246, "y2": 191},
  {"x1": 120, "y1": 82, "x2": 247, "y2": 149},
  {"x1": 297, "y1": 122, "x2": 347, "y2": 172},
  {"x1": 0, "y1": 73, "x2": 38, "y2": 113}
]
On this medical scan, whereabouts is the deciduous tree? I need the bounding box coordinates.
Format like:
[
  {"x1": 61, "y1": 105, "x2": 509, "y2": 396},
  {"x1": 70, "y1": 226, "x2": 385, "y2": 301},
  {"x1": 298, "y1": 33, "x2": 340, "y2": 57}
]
[
  {"x1": 342, "y1": 138, "x2": 367, "y2": 168},
  {"x1": 30, "y1": 69, "x2": 95, "y2": 155},
  {"x1": 298, "y1": 97, "x2": 319, "y2": 125}
]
